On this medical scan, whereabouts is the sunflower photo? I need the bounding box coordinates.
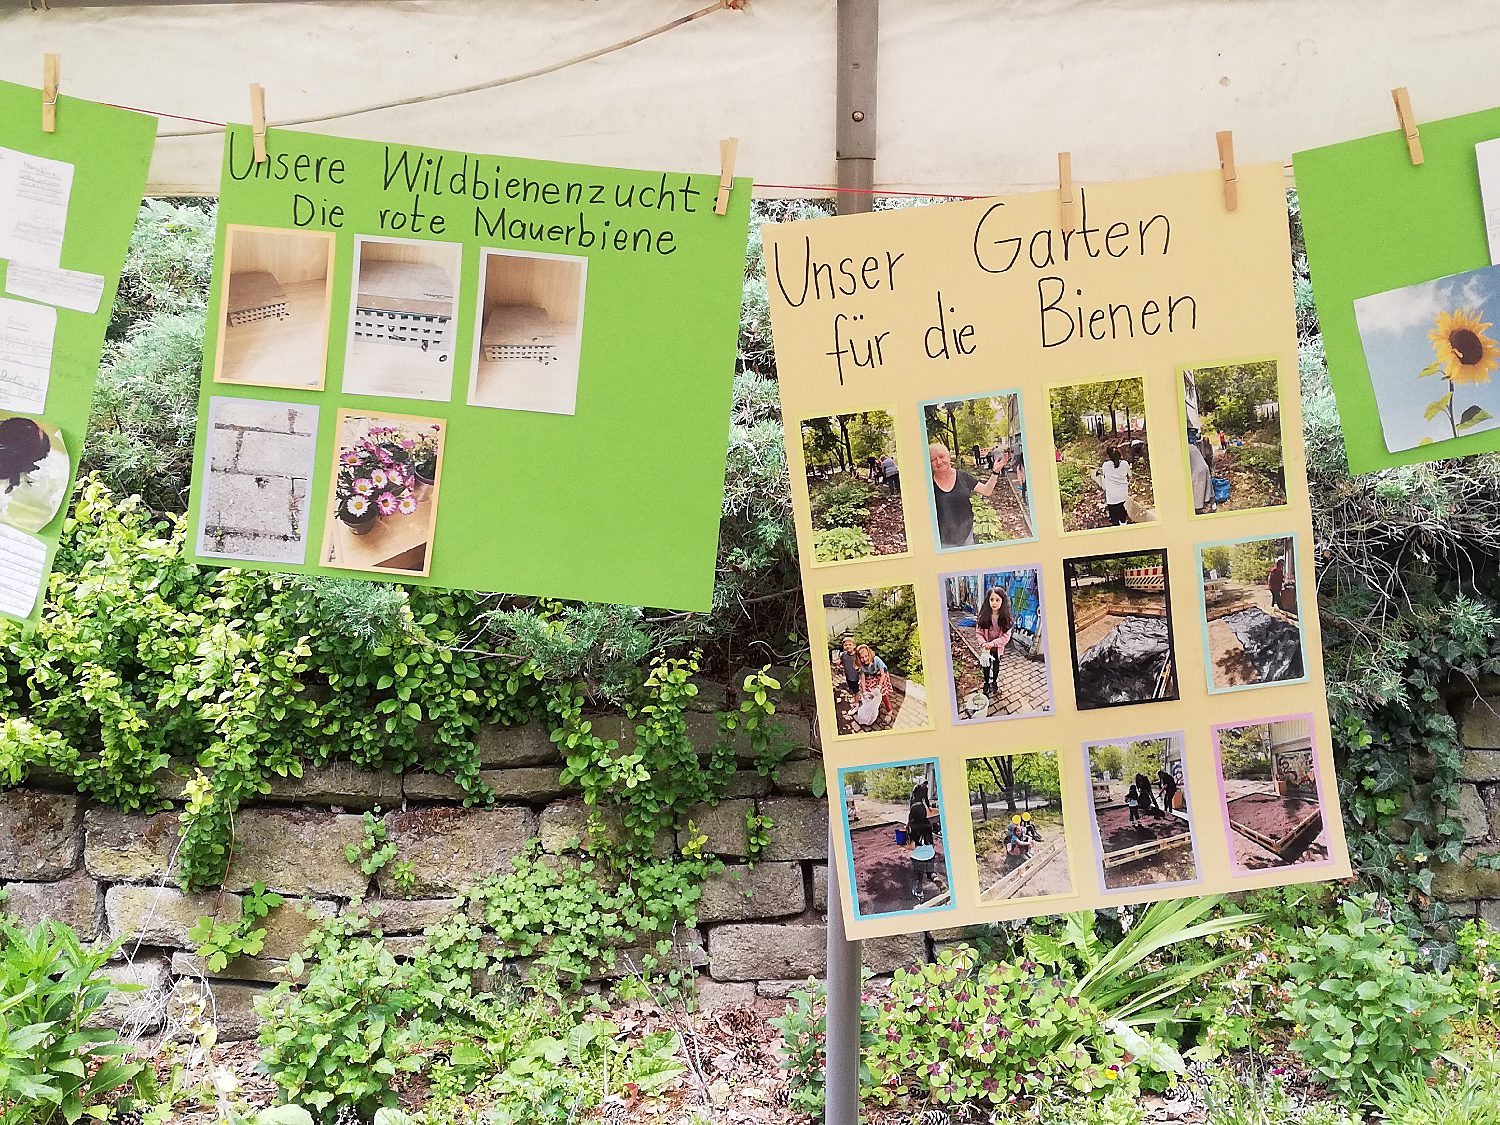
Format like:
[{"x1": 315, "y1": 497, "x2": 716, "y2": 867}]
[{"x1": 1353, "y1": 264, "x2": 1500, "y2": 453}]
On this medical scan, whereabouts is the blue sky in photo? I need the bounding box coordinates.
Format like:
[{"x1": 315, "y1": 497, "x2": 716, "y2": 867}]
[{"x1": 1354, "y1": 264, "x2": 1500, "y2": 452}]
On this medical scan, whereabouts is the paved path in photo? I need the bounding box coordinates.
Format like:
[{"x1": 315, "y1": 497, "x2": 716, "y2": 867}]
[
  {"x1": 950, "y1": 628, "x2": 1050, "y2": 719},
  {"x1": 980, "y1": 835, "x2": 1073, "y2": 902},
  {"x1": 831, "y1": 675, "x2": 930, "y2": 735}
]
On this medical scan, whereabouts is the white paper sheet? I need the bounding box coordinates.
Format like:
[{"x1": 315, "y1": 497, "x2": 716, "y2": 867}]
[
  {"x1": 4, "y1": 262, "x2": 105, "y2": 314},
  {"x1": 1479, "y1": 138, "x2": 1500, "y2": 265},
  {"x1": 0, "y1": 297, "x2": 57, "y2": 414},
  {"x1": 0, "y1": 524, "x2": 46, "y2": 620},
  {"x1": 0, "y1": 147, "x2": 73, "y2": 269}
]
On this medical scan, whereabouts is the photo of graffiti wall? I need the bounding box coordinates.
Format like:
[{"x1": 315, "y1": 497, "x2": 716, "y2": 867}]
[{"x1": 1214, "y1": 716, "x2": 1331, "y2": 873}]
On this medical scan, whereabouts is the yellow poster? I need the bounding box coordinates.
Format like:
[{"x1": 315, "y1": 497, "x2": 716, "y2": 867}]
[{"x1": 765, "y1": 166, "x2": 1351, "y2": 939}]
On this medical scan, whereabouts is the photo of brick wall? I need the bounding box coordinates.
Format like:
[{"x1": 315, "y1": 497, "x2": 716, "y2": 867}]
[{"x1": 195, "y1": 396, "x2": 318, "y2": 564}]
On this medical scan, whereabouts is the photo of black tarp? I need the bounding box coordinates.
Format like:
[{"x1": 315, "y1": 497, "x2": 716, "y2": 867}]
[
  {"x1": 1074, "y1": 616, "x2": 1171, "y2": 707},
  {"x1": 1221, "y1": 608, "x2": 1303, "y2": 683}
]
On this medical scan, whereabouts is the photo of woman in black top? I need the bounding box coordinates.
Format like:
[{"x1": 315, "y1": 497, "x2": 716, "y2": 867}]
[{"x1": 928, "y1": 443, "x2": 1002, "y2": 547}]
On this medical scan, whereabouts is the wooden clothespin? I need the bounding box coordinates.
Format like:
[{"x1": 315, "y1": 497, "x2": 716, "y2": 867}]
[
  {"x1": 1216, "y1": 131, "x2": 1237, "y2": 212},
  {"x1": 1059, "y1": 152, "x2": 1075, "y2": 232},
  {"x1": 714, "y1": 137, "x2": 738, "y2": 216},
  {"x1": 41, "y1": 54, "x2": 59, "y2": 133},
  {"x1": 1392, "y1": 87, "x2": 1424, "y2": 166},
  {"x1": 250, "y1": 83, "x2": 268, "y2": 164}
]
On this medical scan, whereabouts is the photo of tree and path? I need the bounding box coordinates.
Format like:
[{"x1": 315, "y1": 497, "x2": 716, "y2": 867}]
[
  {"x1": 922, "y1": 393, "x2": 1035, "y2": 548},
  {"x1": 1048, "y1": 376, "x2": 1156, "y2": 531},
  {"x1": 965, "y1": 753, "x2": 1073, "y2": 904},
  {"x1": 800, "y1": 411, "x2": 909, "y2": 563},
  {"x1": 1181, "y1": 360, "x2": 1288, "y2": 515}
]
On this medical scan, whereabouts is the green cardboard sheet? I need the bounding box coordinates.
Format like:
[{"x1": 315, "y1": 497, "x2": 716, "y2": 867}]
[
  {"x1": 1294, "y1": 106, "x2": 1500, "y2": 473},
  {"x1": 0, "y1": 80, "x2": 157, "y2": 623},
  {"x1": 186, "y1": 126, "x2": 749, "y2": 610}
]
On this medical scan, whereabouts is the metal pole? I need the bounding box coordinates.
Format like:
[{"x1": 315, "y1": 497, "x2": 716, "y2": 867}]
[{"x1": 826, "y1": 3, "x2": 877, "y2": 1124}]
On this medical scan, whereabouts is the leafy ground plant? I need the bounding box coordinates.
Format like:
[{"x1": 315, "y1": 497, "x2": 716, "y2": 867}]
[
  {"x1": 1285, "y1": 894, "x2": 1461, "y2": 1100},
  {"x1": 0, "y1": 920, "x2": 142, "y2": 1125},
  {"x1": 1372, "y1": 1054, "x2": 1500, "y2": 1125},
  {"x1": 774, "y1": 896, "x2": 1253, "y2": 1117}
]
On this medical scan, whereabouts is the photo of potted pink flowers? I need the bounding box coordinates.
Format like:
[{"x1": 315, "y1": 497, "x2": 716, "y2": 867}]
[{"x1": 323, "y1": 412, "x2": 446, "y2": 577}]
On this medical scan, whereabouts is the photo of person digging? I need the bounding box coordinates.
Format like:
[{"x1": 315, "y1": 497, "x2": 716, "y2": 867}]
[
  {"x1": 1048, "y1": 376, "x2": 1157, "y2": 532},
  {"x1": 1199, "y1": 536, "x2": 1306, "y2": 690},
  {"x1": 822, "y1": 586, "x2": 930, "y2": 736},
  {"x1": 965, "y1": 753, "x2": 1073, "y2": 904},
  {"x1": 1064, "y1": 550, "x2": 1178, "y2": 710},
  {"x1": 800, "y1": 411, "x2": 910, "y2": 563},
  {"x1": 839, "y1": 762, "x2": 952, "y2": 919},
  {"x1": 1087, "y1": 734, "x2": 1200, "y2": 891},
  {"x1": 1181, "y1": 360, "x2": 1288, "y2": 515},
  {"x1": 941, "y1": 569, "x2": 1053, "y2": 722},
  {"x1": 922, "y1": 393, "x2": 1035, "y2": 547}
]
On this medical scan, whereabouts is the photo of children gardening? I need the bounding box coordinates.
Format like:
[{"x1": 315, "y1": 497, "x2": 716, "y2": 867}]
[
  {"x1": 801, "y1": 410, "x2": 908, "y2": 562},
  {"x1": 1200, "y1": 536, "x2": 1305, "y2": 690},
  {"x1": 824, "y1": 585, "x2": 929, "y2": 735},
  {"x1": 922, "y1": 393, "x2": 1035, "y2": 547},
  {"x1": 840, "y1": 761, "x2": 951, "y2": 917},
  {"x1": 1181, "y1": 360, "x2": 1288, "y2": 514},
  {"x1": 1087, "y1": 734, "x2": 1199, "y2": 891},
  {"x1": 1049, "y1": 376, "x2": 1156, "y2": 531},
  {"x1": 1064, "y1": 550, "x2": 1177, "y2": 709},
  {"x1": 966, "y1": 752, "x2": 1073, "y2": 904},
  {"x1": 1215, "y1": 717, "x2": 1332, "y2": 873},
  {"x1": 941, "y1": 569, "x2": 1052, "y2": 722}
]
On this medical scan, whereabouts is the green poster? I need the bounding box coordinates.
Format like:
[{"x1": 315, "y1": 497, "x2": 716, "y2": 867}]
[
  {"x1": 1294, "y1": 106, "x2": 1500, "y2": 473},
  {"x1": 0, "y1": 80, "x2": 157, "y2": 623},
  {"x1": 186, "y1": 126, "x2": 749, "y2": 611}
]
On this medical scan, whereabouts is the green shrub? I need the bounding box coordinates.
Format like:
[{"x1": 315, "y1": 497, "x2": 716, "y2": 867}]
[
  {"x1": 1199, "y1": 1064, "x2": 1355, "y2": 1125},
  {"x1": 970, "y1": 492, "x2": 1007, "y2": 542},
  {"x1": 775, "y1": 898, "x2": 1252, "y2": 1117},
  {"x1": 0, "y1": 921, "x2": 143, "y2": 1125},
  {"x1": 810, "y1": 479, "x2": 871, "y2": 529},
  {"x1": 1057, "y1": 458, "x2": 1086, "y2": 510},
  {"x1": 1285, "y1": 895, "x2": 1461, "y2": 1099},
  {"x1": 1373, "y1": 1055, "x2": 1500, "y2": 1125},
  {"x1": 1451, "y1": 918, "x2": 1500, "y2": 1025},
  {"x1": 422, "y1": 842, "x2": 719, "y2": 983},
  {"x1": 259, "y1": 923, "x2": 684, "y2": 1121},
  {"x1": 813, "y1": 526, "x2": 873, "y2": 562},
  {"x1": 837, "y1": 587, "x2": 921, "y2": 678}
]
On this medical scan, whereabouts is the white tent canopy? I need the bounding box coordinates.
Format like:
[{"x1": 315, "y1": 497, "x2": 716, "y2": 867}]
[{"x1": 2, "y1": 0, "x2": 1496, "y2": 196}]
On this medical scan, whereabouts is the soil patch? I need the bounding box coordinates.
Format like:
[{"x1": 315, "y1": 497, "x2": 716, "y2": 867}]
[{"x1": 849, "y1": 822, "x2": 947, "y2": 916}]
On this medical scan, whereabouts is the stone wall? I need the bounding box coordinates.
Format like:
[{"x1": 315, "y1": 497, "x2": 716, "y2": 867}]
[
  {"x1": 1430, "y1": 687, "x2": 1500, "y2": 925},
  {"x1": 0, "y1": 680, "x2": 929, "y2": 1038}
]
